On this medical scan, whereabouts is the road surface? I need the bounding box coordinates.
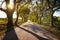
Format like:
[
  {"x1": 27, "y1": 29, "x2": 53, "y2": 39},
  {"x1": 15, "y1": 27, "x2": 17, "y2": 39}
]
[
  {"x1": 20, "y1": 21, "x2": 58, "y2": 40},
  {"x1": 0, "y1": 21, "x2": 59, "y2": 40}
]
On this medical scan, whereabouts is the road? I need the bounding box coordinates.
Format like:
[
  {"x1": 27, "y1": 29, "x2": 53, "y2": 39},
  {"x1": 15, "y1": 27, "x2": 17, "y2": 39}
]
[
  {"x1": 1, "y1": 21, "x2": 59, "y2": 40},
  {"x1": 20, "y1": 21, "x2": 58, "y2": 40}
]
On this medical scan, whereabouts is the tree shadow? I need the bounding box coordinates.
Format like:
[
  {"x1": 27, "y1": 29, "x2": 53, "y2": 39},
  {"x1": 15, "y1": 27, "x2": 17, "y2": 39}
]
[
  {"x1": 3, "y1": 26, "x2": 18, "y2": 40},
  {"x1": 16, "y1": 25, "x2": 48, "y2": 40},
  {"x1": 23, "y1": 24, "x2": 47, "y2": 32},
  {"x1": 22, "y1": 24, "x2": 59, "y2": 40}
]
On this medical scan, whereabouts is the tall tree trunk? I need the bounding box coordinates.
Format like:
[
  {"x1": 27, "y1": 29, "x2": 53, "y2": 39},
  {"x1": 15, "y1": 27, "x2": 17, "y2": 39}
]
[
  {"x1": 5, "y1": 0, "x2": 13, "y2": 32},
  {"x1": 51, "y1": 14, "x2": 53, "y2": 26},
  {"x1": 5, "y1": 0, "x2": 16, "y2": 32},
  {"x1": 15, "y1": 13, "x2": 19, "y2": 25},
  {"x1": 15, "y1": 5, "x2": 18, "y2": 25},
  {"x1": 15, "y1": 3, "x2": 20, "y2": 25},
  {"x1": 7, "y1": 12, "x2": 13, "y2": 31},
  {"x1": 51, "y1": 10, "x2": 54, "y2": 26},
  {"x1": 38, "y1": 17, "x2": 41, "y2": 24}
]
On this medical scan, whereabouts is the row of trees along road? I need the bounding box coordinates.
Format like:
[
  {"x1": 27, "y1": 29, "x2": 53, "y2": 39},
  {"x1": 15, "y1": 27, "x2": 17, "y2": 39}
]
[
  {"x1": 0, "y1": 0, "x2": 60, "y2": 32},
  {"x1": 34, "y1": 0, "x2": 60, "y2": 26},
  {"x1": 15, "y1": 0, "x2": 60, "y2": 26},
  {"x1": 22, "y1": 0, "x2": 60, "y2": 26}
]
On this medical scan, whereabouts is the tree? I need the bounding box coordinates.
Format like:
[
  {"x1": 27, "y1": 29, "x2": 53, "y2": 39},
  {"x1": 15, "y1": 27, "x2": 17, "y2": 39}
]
[
  {"x1": 15, "y1": 0, "x2": 31, "y2": 25},
  {"x1": 0, "y1": 0, "x2": 16, "y2": 31},
  {"x1": 19, "y1": 6, "x2": 30, "y2": 22},
  {"x1": 46, "y1": 0, "x2": 60, "y2": 26},
  {"x1": 28, "y1": 12, "x2": 37, "y2": 22},
  {"x1": 36, "y1": 0, "x2": 43, "y2": 24}
]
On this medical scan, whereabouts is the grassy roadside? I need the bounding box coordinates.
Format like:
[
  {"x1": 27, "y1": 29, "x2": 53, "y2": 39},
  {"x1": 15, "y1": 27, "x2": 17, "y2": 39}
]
[{"x1": 0, "y1": 24, "x2": 7, "y2": 36}]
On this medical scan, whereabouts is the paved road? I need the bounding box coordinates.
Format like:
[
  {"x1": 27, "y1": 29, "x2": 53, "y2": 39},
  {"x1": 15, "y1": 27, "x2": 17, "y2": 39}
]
[
  {"x1": 1, "y1": 21, "x2": 59, "y2": 40},
  {"x1": 20, "y1": 21, "x2": 59, "y2": 40}
]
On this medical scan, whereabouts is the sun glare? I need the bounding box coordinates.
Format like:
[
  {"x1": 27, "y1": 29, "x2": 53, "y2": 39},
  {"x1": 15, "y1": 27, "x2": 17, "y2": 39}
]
[{"x1": 8, "y1": 4, "x2": 13, "y2": 9}]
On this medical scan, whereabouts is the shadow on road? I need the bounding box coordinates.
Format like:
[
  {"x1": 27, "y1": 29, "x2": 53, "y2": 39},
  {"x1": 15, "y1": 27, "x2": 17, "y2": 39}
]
[
  {"x1": 3, "y1": 26, "x2": 18, "y2": 40},
  {"x1": 2, "y1": 24, "x2": 48, "y2": 40},
  {"x1": 23, "y1": 24, "x2": 45, "y2": 32},
  {"x1": 16, "y1": 25, "x2": 48, "y2": 40}
]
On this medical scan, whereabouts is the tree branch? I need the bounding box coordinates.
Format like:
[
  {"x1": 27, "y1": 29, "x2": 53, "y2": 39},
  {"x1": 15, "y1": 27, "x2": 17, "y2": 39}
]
[
  {"x1": 53, "y1": 6, "x2": 60, "y2": 11},
  {"x1": 0, "y1": 8, "x2": 6, "y2": 12}
]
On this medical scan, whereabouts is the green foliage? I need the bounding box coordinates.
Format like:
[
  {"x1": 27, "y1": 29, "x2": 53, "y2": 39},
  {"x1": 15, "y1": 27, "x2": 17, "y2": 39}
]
[
  {"x1": 17, "y1": 5, "x2": 30, "y2": 22},
  {"x1": 0, "y1": 18, "x2": 7, "y2": 24},
  {"x1": 53, "y1": 17, "x2": 60, "y2": 30},
  {"x1": 28, "y1": 12, "x2": 37, "y2": 22},
  {"x1": 19, "y1": 6, "x2": 30, "y2": 14}
]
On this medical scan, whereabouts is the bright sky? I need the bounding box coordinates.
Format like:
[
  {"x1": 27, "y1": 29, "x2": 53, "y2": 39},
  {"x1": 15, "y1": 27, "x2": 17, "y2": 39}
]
[
  {"x1": 0, "y1": 0, "x2": 60, "y2": 18},
  {"x1": 53, "y1": 9, "x2": 60, "y2": 17},
  {"x1": 0, "y1": 0, "x2": 17, "y2": 18},
  {"x1": 0, "y1": 11, "x2": 17, "y2": 18}
]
